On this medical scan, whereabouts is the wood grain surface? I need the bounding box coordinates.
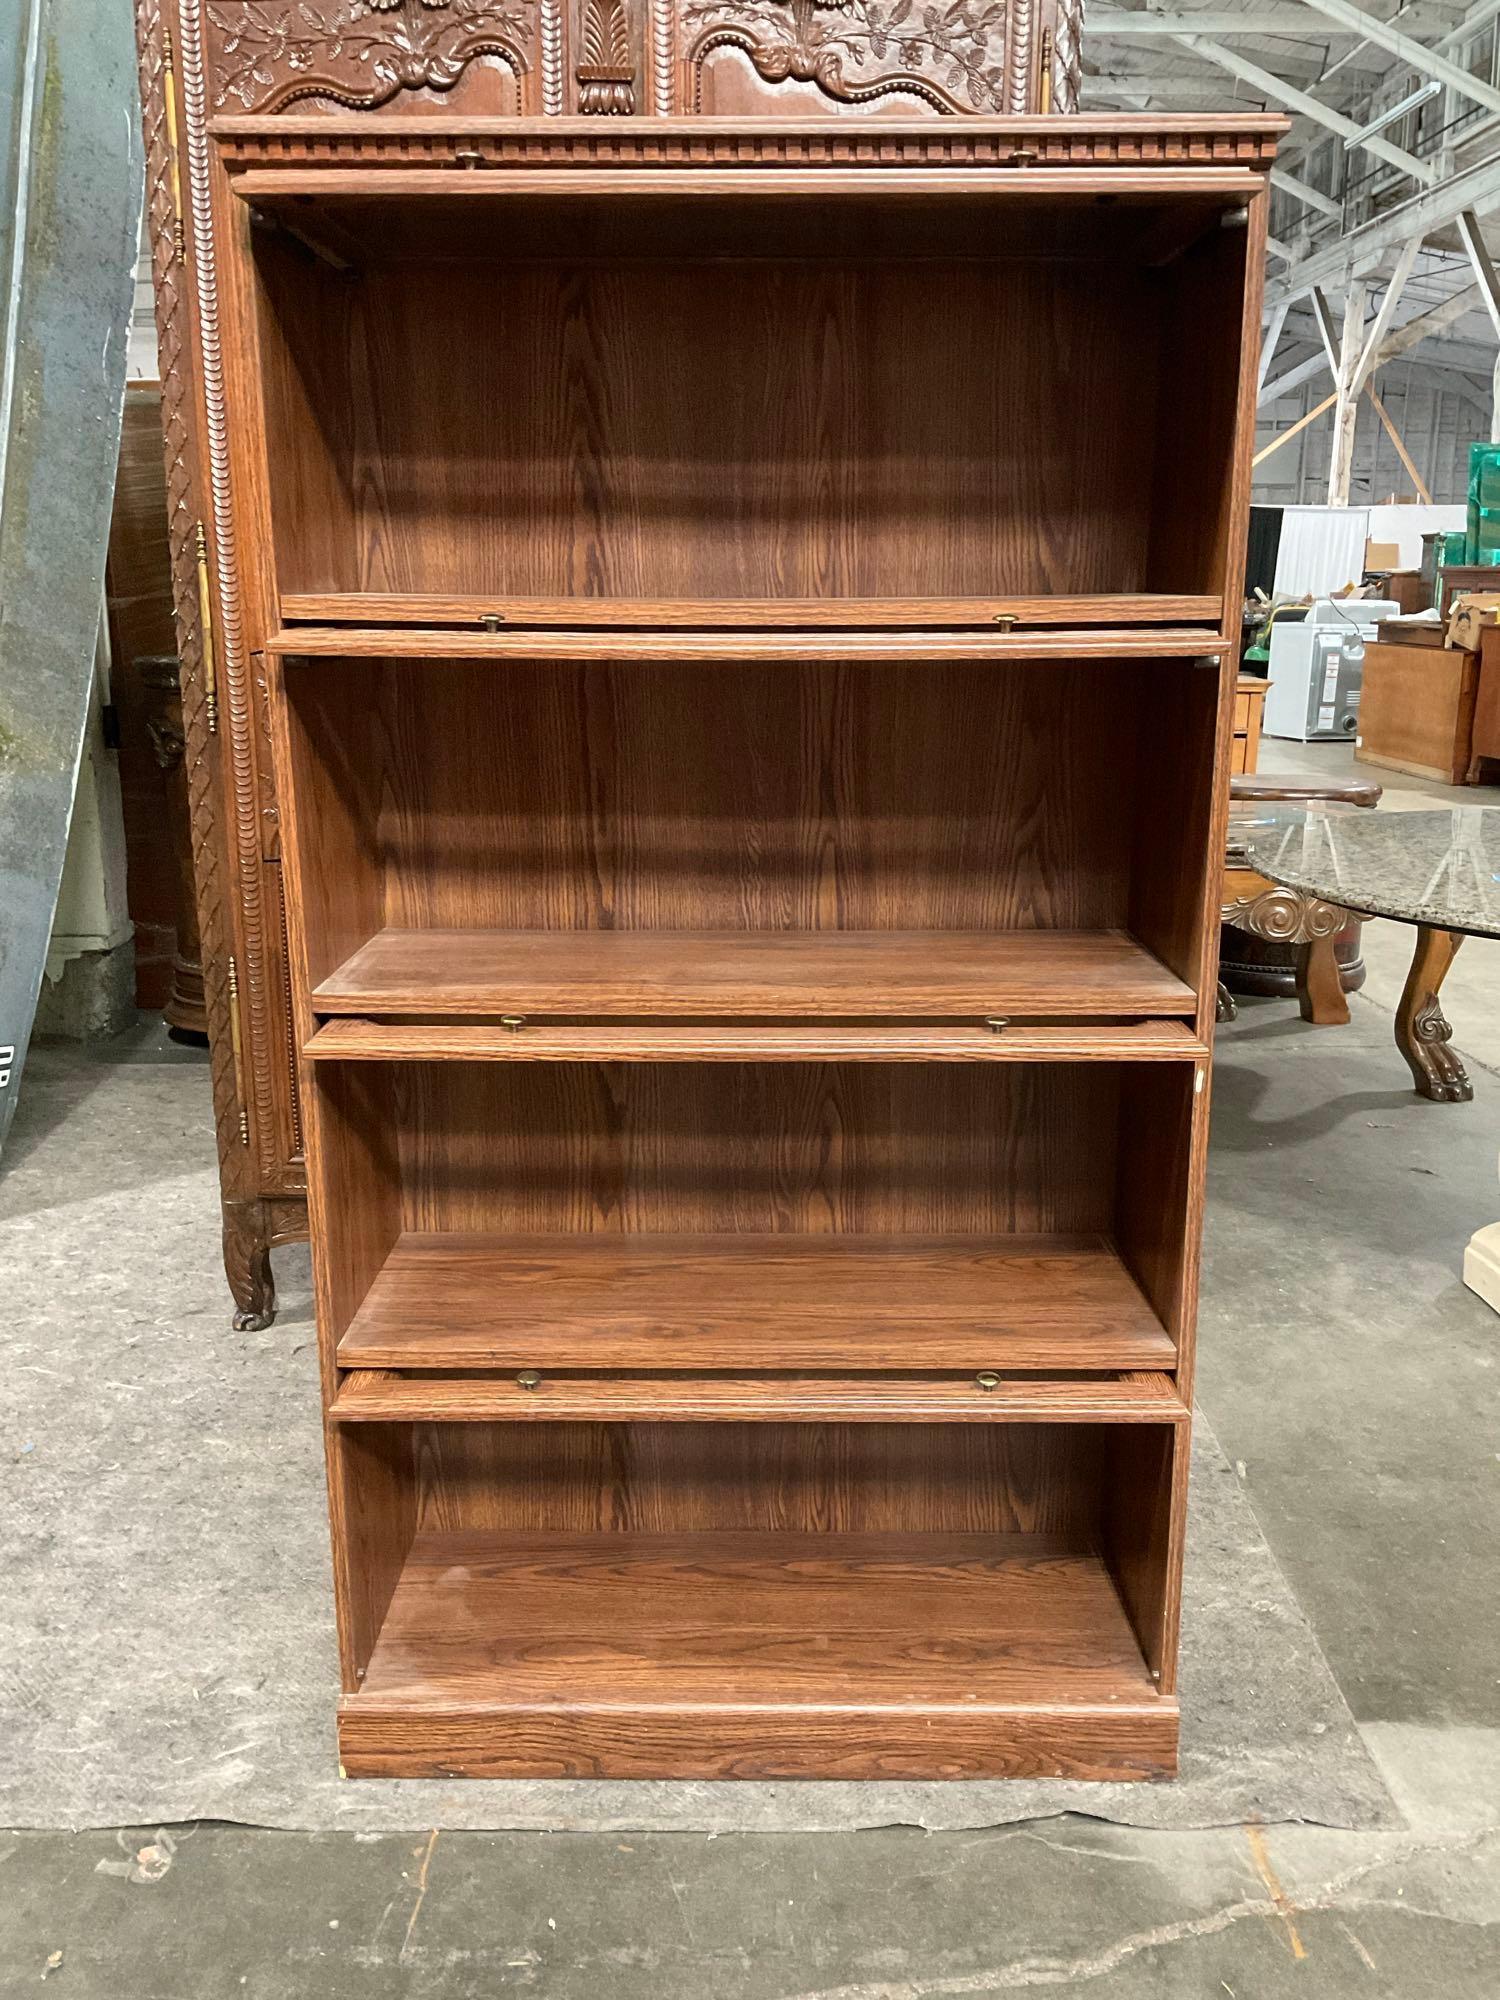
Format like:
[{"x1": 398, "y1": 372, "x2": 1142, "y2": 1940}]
[
  {"x1": 276, "y1": 595, "x2": 1224, "y2": 633},
  {"x1": 306, "y1": 1058, "x2": 1196, "y2": 1249},
  {"x1": 332, "y1": 1367, "x2": 1188, "y2": 1423},
  {"x1": 254, "y1": 248, "x2": 1211, "y2": 605},
  {"x1": 401, "y1": 1417, "x2": 1109, "y2": 1534},
  {"x1": 313, "y1": 928, "x2": 1196, "y2": 1019},
  {"x1": 272, "y1": 621, "x2": 1228, "y2": 658},
  {"x1": 306, "y1": 1019, "x2": 1207, "y2": 1062},
  {"x1": 281, "y1": 659, "x2": 1201, "y2": 971},
  {"x1": 333, "y1": 1230, "x2": 1174, "y2": 1371},
  {"x1": 337, "y1": 1699, "x2": 1178, "y2": 1781},
  {"x1": 336, "y1": 1528, "x2": 1175, "y2": 1779},
  {"x1": 151, "y1": 0, "x2": 1277, "y2": 1776}
]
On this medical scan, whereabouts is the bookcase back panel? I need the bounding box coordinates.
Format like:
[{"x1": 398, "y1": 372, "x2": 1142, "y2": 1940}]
[
  {"x1": 383, "y1": 1061, "x2": 1121, "y2": 1237},
  {"x1": 284, "y1": 658, "x2": 1150, "y2": 950},
  {"x1": 408, "y1": 1420, "x2": 1107, "y2": 1539},
  {"x1": 255, "y1": 244, "x2": 1221, "y2": 601}
]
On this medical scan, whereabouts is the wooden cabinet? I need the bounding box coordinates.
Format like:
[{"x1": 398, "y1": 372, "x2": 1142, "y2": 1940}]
[
  {"x1": 134, "y1": 0, "x2": 1280, "y2": 1782},
  {"x1": 131, "y1": 0, "x2": 1086, "y2": 1330},
  {"x1": 1358, "y1": 638, "x2": 1480, "y2": 786},
  {"x1": 1232, "y1": 674, "x2": 1266, "y2": 775}
]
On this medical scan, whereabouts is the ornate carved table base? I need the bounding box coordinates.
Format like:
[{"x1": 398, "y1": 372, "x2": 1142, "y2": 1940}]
[
  {"x1": 1222, "y1": 882, "x2": 1474, "y2": 1105},
  {"x1": 1395, "y1": 927, "x2": 1471, "y2": 1104},
  {"x1": 1221, "y1": 867, "x2": 1350, "y2": 1028}
]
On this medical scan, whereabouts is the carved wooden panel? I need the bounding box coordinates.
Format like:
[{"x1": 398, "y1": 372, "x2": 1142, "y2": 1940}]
[
  {"x1": 676, "y1": 0, "x2": 1058, "y2": 118},
  {"x1": 203, "y1": 0, "x2": 540, "y2": 114},
  {"x1": 191, "y1": 0, "x2": 1073, "y2": 123}
]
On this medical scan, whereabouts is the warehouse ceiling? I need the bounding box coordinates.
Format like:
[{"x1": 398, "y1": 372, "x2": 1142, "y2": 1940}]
[{"x1": 1082, "y1": 2, "x2": 1500, "y2": 416}]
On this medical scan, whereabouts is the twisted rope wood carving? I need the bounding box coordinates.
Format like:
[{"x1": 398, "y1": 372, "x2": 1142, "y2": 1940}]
[
  {"x1": 540, "y1": 0, "x2": 566, "y2": 111},
  {"x1": 179, "y1": 0, "x2": 280, "y2": 1178},
  {"x1": 651, "y1": 0, "x2": 674, "y2": 109},
  {"x1": 1006, "y1": 0, "x2": 1031, "y2": 114},
  {"x1": 1051, "y1": 0, "x2": 1081, "y2": 112},
  {"x1": 135, "y1": 0, "x2": 248, "y2": 1187}
]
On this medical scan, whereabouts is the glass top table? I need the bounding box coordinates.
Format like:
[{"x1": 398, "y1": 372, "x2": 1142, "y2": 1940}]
[{"x1": 1236, "y1": 805, "x2": 1500, "y2": 1104}]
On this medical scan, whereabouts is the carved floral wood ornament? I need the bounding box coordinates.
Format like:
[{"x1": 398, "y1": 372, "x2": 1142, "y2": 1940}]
[
  {"x1": 206, "y1": 0, "x2": 538, "y2": 112},
  {"x1": 685, "y1": 0, "x2": 1019, "y2": 115},
  {"x1": 201, "y1": 0, "x2": 1077, "y2": 115}
]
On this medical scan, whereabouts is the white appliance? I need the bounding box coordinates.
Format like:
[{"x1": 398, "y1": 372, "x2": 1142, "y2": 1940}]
[{"x1": 1262, "y1": 598, "x2": 1400, "y2": 743}]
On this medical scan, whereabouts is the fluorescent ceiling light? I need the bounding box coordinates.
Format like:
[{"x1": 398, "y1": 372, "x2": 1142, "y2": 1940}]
[{"x1": 1343, "y1": 78, "x2": 1442, "y2": 148}]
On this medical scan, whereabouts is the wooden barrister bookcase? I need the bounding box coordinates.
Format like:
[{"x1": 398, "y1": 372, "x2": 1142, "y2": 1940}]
[{"x1": 169, "y1": 81, "x2": 1281, "y2": 1779}]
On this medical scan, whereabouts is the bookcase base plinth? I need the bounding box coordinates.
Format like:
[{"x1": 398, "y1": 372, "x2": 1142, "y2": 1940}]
[
  {"x1": 336, "y1": 1528, "x2": 1178, "y2": 1782},
  {"x1": 338, "y1": 1701, "x2": 1179, "y2": 1783}
]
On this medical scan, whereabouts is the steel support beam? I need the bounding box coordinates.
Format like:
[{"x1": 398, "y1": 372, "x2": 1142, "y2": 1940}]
[
  {"x1": 1351, "y1": 235, "x2": 1425, "y2": 397},
  {"x1": 1312, "y1": 287, "x2": 1342, "y2": 372},
  {"x1": 1260, "y1": 349, "x2": 1335, "y2": 405},
  {"x1": 1296, "y1": 0, "x2": 1500, "y2": 118},
  {"x1": 1328, "y1": 280, "x2": 1370, "y2": 504},
  {"x1": 1271, "y1": 168, "x2": 1342, "y2": 220},
  {"x1": 1456, "y1": 208, "x2": 1500, "y2": 335},
  {"x1": 1090, "y1": 10, "x2": 1363, "y2": 31},
  {"x1": 1374, "y1": 283, "x2": 1484, "y2": 364},
  {"x1": 1454, "y1": 208, "x2": 1500, "y2": 437},
  {"x1": 1172, "y1": 37, "x2": 1438, "y2": 182},
  {"x1": 1259, "y1": 299, "x2": 1291, "y2": 393},
  {"x1": 1266, "y1": 150, "x2": 1500, "y2": 303}
]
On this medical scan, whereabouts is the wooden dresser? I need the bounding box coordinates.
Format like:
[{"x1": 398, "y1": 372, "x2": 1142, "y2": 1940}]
[{"x1": 134, "y1": 1, "x2": 1280, "y2": 1783}]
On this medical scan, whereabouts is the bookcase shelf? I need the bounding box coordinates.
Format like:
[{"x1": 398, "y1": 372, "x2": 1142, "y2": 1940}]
[
  {"x1": 271, "y1": 621, "x2": 1228, "y2": 662},
  {"x1": 333, "y1": 1231, "x2": 1175, "y2": 1374},
  {"x1": 247, "y1": 164, "x2": 1256, "y2": 619},
  {"x1": 306, "y1": 1019, "x2": 1207, "y2": 1062},
  {"x1": 337, "y1": 1528, "x2": 1176, "y2": 1780},
  {"x1": 275, "y1": 594, "x2": 1226, "y2": 641},
  {"x1": 244, "y1": 112, "x2": 1276, "y2": 1784},
  {"x1": 312, "y1": 928, "x2": 1197, "y2": 1020},
  {"x1": 332, "y1": 1368, "x2": 1187, "y2": 1425}
]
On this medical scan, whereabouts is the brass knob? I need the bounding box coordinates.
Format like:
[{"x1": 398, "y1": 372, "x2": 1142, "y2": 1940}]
[
  {"x1": 984, "y1": 1017, "x2": 1009, "y2": 1034},
  {"x1": 516, "y1": 1370, "x2": 541, "y2": 1391},
  {"x1": 500, "y1": 1015, "x2": 526, "y2": 1032},
  {"x1": 975, "y1": 1372, "x2": 1000, "y2": 1392}
]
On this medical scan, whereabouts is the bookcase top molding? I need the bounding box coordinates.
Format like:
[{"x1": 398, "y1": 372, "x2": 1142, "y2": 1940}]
[{"x1": 212, "y1": 111, "x2": 1288, "y2": 177}]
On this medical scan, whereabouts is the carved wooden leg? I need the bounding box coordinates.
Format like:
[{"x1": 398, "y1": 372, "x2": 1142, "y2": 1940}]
[
  {"x1": 1216, "y1": 982, "x2": 1237, "y2": 1023},
  {"x1": 1294, "y1": 932, "x2": 1350, "y2": 1027},
  {"x1": 1395, "y1": 927, "x2": 1471, "y2": 1103},
  {"x1": 1222, "y1": 868, "x2": 1350, "y2": 1025},
  {"x1": 223, "y1": 1196, "x2": 277, "y2": 1330}
]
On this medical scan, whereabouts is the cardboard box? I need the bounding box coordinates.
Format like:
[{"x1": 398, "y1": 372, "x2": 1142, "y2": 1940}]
[
  {"x1": 1446, "y1": 591, "x2": 1500, "y2": 652},
  {"x1": 1365, "y1": 540, "x2": 1403, "y2": 572}
]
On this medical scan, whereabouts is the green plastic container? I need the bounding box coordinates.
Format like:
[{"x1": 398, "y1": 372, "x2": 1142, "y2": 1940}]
[{"x1": 1466, "y1": 443, "x2": 1500, "y2": 564}]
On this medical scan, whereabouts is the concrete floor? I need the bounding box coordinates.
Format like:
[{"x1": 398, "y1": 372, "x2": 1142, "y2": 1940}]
[{"x1": 3, "y1": 739, "x2": 1499, "y2": 1997}]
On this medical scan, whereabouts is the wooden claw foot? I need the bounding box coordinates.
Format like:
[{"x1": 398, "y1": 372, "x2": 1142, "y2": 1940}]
[
  {"x1": 224, "y1": 1197, "x2": 277, "y2": 1329},
  {"x1": 1395, "y1": 927, "x2": 1472, "y2": 1103},
  {"x1": 1216, "y1": 982, "x2": 1236, "y2": 1023}
]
